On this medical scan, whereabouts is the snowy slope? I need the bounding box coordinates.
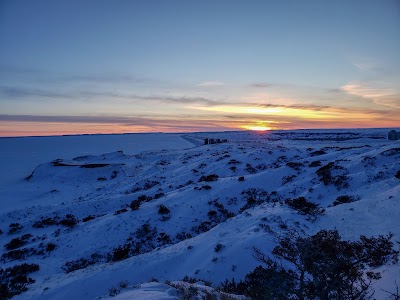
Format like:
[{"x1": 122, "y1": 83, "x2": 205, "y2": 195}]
[{"x1": 0, "y1": 129, "x2": 399, "y2": 299}]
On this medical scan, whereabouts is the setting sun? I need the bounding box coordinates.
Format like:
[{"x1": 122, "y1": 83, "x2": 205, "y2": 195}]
[{"x1": 242, "y1": 125, "x2": 272, "y2": 131}]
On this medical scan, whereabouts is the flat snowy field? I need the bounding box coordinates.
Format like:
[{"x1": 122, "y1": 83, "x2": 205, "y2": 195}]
[{"x1": 0, "y1": 129, "x2": 399, "y2": 300}]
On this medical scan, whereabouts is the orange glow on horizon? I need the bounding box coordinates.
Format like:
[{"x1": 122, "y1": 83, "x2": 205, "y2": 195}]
[{"x1": 242, "y1": 125, "x2": 272, "y2": 131}]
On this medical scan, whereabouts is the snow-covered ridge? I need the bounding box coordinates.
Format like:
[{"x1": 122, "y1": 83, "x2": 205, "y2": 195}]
[{"x1": 0, "y1": 129, "x2": 399, "y2": 299}]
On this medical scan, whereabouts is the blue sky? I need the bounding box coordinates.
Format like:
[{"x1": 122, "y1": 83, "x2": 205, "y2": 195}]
[{"x1": 0, "y1": 0, "x2": 399, "y2": 135}]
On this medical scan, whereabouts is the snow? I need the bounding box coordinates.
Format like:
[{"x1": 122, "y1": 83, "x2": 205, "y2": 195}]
[
  {"x1": 0, "y1": 133, "x2": 194, "y2": 212},
  {"x1": 103, "y1": 282, "x2": 180, "y2": 300},
  {"x1": 0, "y1": 129, "x2": 399, "y2": 300}
]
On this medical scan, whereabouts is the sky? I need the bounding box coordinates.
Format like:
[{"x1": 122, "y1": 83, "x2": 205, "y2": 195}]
[{"x1": 0, "y1": 0, "x2": 399, "y2": 136}]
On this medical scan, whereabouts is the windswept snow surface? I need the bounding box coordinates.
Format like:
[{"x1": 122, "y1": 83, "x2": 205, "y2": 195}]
[
  {"x1": 0, "y1": 129, "x2": 399, "y2": 299},
  {"x1": 0, "y1": 133, "x2": 194, "y2": 212}
]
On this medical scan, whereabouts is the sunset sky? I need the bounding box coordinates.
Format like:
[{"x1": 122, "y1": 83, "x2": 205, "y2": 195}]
[{"x1": 0, "y1": 0, "x2": 399, "y2": 136}]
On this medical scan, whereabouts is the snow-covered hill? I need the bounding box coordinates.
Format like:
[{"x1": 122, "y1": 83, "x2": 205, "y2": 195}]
[{"x1": 0, "y1": 129, "x2": 399, "y2": 299}]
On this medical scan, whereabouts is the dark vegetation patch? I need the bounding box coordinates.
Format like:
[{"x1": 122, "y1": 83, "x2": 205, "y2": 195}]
[
  {"x1": 158, "y1": 205, "x2": 170, "y2": 215},
  {"x1": 194, "y1": 185, "x2": 211, "y2": 191},
  {"x1": 282, "y1": 175, "x2": 296, "y2": 184},
  {"x1": 129, "y1": 194, "x2": 154, "y2": 211},
  {"x1": 62, "y1": 253, "x2": 102, "y2": 273},
  {"x1": 127, "y1": 180, "x2": 160, "y2": 194},
  {"x1": 129, "y1": 199, "x2": 141, "y2": 210},
  {"x1": 238, "y1": 176, "x2": 245, "y2": 181},
  {"x1": 108, "y1": 223, "x2": 159, "y2": 262},
  {"x1": 8, "y1": 223, "x2": 23, "y2": 235},
  {"x1": 32, "y1": 217, "x2": 58, "y2": 228},
  {"x1": 59, "y1": 214, "x2": 79, "y2": 227},
  {"x1": 2, "y1": 242, "x2": 56, "y2": 262},
  {"x1": 82, "y1": 215, "x2": 96, "y2": 222},
  {"x1": 176, "y1": 180, "x2": 194, "y2": 189},
  {"x1": 198, "y1": 174, "x2": 219, "y2": 182},
  {"x1": 361, "y1": 156, "x2": 375, "y2": 167},
  {"x1": 308, "y1": 160, "x2": 322, "y2": 167},
  {"x1": 114, "y1": 208, "x2": 128, "y2": 215},
  {"x1": 316, "y1": 162, "x2": 349, "y2": 189},
  {"x1": 286, "y1": 162, "x2": 304, "y2": 170},
  {"x1": 310, "y1": 150, "x2": 326, "y2": 157},
  {"x1": 81, "y1": 163, "x2": 110, "y2": 168},
  {"x1": 33, "y1": 214, "x2": 79, "y2": 228},
  {"x1": 143, "y1": 180, "x2": 160, "y2": 190},
  {"x1": 192, "y1": 200, "x2": 234, "y2": 234},
  {"x1": 228, "y1": 159, "x2": 242, "y2": 165},
  {"x1": 285, "y1": 197, "x2": 324, "y2": 217},
  {"x1": 4, "y1": 234, "x2": 32, "y2": 250},
  {"x1": 51, "y1": 160, "x2": 75, "y2": 167},
  {"x1": 395, "y1": 170, "x2": 400, "y2": 179},
  {"x1": 221, "y1": 230, "x2": 398, "y2": 299},
  {"x1": 214, "y1": 243, "x2": 225, "y2": 252},
  {"x1": 245, "y1": 163, "x2": 257, "y2": 174},
  {"x1": 62, "y1": 222, "x2": 168, "y2": 272},
  {"x1": 338, "y1": 145, "x2": 370, "y2": 151},
  {"x1": 332, "y1": 195, "x2": 359, "y2": 206},
  {"x1": 381, "y1": 148, "x2": 400, "y2": 156},
  {"x1": 154, "y1": 192, "x2": 165, "y2": 199},
  {"x1": 240, "y1": 189, "x2": 282, "y2": 212},
  {"x1": 175, "y1": 231, "x2": 193, "y2": 242},
  {"x1": 63, "y1": 218, "x2": 178, "y2": 272},
  {"x1": 0, "y1": 263, "x2": 39, "y2": 299}
]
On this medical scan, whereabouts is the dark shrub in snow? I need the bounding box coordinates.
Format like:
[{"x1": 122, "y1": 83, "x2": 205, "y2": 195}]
[
  {"x1": 316, "y1": 162, "x2": 349, "y2": 189},
  {"x1": 130, "y1": 199, "x2": 141, "y2": 210},
  {"x1": 286, "y1": 162, "x2": 304, "y2": 170},
  {"x1": 114, "y1": 208, "x2": 128, "y2": 215},
  {"x1": 214, "y1": 243, "x2": 224, "y2": 252},
  {"x1": 245, "y1": 164, "x2": 257, "y2": 174},
  {"x1": 157, "y1": 233, "x2": 172, "y2": 245},
  {"x1": 2, "y1": 248, "x2": 37, "y2": 262},
  {"x1": 192, "y1": 221, "x2": 214, "y2": 234},
  {"x1": 158, "y1": 204, "x2": 170, "y2": 215},
  {"x1": 59, "y1": 214, "x2": 79, "y2": 228},
  {"x1": 46, "y1": 243, "x2": 56, "y2": 252},
  {"x1": 62, "y1": 253, "x2": 102, "y2": 273},
  {"x1": 32, "y1": 217, "x2": 59, "y2": 228},
  {"x1": 82, "y1": 215, "x2": 95, "y2": 222},
  {"x1": 310, "y1": 150, "x2": 326, "y2": 157},
  {"x1": 4, "y1": 234, "x2": 32, "y2": 250},
  {"x1": 240, "y1": 188, "x2": 276, "y2": 212},
  {"x1": 395, "y1": 170, "x2": 400, "y2": 179},
  {"x1": 282, "y1": 175, "x2": 296, "y2": 184},
  {"x1": 154, "y1": 192, "x2": 165, "y2": 199},
  {"x1": 8, "y1": 223, "x2": 23, "y2": 235},
  {"x1": 0, "y1": 263, "x2": 39, "y2": 299},
  {"x1": 333, "y1": 195, "x2": 358, "y2": 206},
  {"x1": 175, "y1": 231, "x2": 193, "y2": 242},
  {"x1": 221, "y1": 230, "x2": 398, "y2": 299},
  {"x1": 285, "y1": 197, "x2": 324, "y2": 216},
  {"x1": 198, "y1": 174, "x2": 219, "y2": 182},
  {"x1": 137, "y1": 194, "x2": 153, "y2": 202},
  {"x1": 110, "y1": 244, "x2": 131, "y2": 261},
  {"x1": 308, "y1": 160, "x2": 322, "y2": 167},
  {"x1": 194, "y1": 185, "x2": 212, "y2": 190}
]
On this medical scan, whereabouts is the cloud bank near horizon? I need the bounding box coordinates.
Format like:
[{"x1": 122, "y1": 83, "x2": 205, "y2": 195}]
[{"x1": 0, "y1": 1, "x2": 399, "y2": 136}]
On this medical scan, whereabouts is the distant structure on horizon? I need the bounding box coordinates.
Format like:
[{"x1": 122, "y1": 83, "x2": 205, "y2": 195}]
[
  {"x1": 388, "y1": 130, "x2": 400, "y2": 140},
  {"x1": 204, "y1": 138, "x2": 228, "y2": 145}
]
